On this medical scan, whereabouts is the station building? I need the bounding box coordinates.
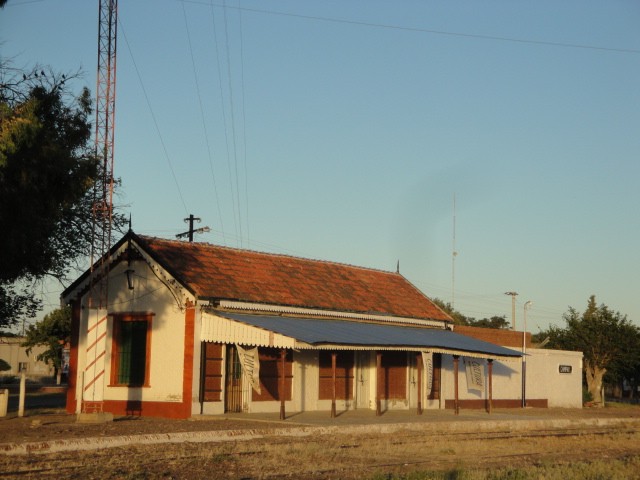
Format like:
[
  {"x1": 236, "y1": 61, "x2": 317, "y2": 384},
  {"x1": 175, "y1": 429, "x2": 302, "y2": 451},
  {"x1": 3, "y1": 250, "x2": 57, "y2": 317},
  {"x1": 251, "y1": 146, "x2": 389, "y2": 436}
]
[{"x1": 62, "y1": 231, "x2": 582, "y2": 419}]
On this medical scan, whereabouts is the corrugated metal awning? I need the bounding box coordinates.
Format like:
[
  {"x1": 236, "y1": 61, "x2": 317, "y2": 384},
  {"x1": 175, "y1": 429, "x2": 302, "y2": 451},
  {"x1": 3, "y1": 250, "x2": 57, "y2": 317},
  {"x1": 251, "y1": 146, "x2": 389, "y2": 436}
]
[{"x1": 201, "y1": 311, "x2": 522, "y2": 360}]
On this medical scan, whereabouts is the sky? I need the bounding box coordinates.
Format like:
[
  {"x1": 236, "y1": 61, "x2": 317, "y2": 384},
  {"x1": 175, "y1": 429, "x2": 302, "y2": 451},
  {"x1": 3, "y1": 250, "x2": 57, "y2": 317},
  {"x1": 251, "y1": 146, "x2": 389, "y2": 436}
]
[{"x1": 2, "y1": 0, "x2": 639, "y2": 333}]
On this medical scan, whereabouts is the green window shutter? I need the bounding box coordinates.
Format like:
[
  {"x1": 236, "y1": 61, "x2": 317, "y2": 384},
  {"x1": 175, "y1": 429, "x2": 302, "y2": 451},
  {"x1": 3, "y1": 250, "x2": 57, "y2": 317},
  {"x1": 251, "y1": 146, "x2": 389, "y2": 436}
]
[{"x1": 118, "y1": 320, "x2": 147, "y2": 385}]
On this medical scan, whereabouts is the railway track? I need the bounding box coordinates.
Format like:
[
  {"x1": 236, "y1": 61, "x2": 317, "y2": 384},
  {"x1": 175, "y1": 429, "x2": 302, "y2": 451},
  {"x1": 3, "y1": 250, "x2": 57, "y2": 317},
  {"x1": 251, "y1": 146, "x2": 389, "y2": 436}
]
[{"x1": 2, "y1": 423, "x2": 639, "y2": 478}]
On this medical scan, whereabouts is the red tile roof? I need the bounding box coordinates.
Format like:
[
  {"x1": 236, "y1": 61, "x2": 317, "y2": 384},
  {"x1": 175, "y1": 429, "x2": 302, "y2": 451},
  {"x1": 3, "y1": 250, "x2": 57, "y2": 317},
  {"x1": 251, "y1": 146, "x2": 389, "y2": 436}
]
[{"x1": 137, "y1": 235, "x2": 451, "y2": 322}]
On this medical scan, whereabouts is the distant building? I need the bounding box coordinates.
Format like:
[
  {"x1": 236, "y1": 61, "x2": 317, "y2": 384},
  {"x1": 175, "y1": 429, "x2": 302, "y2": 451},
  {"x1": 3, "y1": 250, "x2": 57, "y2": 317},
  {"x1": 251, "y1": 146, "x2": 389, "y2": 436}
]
[
  {"x1": 0, "y1": 336, "x2": 55, "y2": 378},
  {"x1": 62, "y1": 231, "x2": 581, "y2": 419}
]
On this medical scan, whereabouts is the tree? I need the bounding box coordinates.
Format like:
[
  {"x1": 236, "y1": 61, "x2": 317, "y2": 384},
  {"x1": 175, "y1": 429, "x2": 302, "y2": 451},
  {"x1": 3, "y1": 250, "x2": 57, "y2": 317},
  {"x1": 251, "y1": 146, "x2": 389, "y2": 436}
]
[
  {"x1": 432, "y1": 298, "x2": 511, "y2": 329},
  {"x1": 602, "y1": 323, "x2": 640, "y2": 401},
  {"x1": 545, "y1": 295, "x2": 638, "y2": 405},
  {"x1": 432, "y1": 298, "x2": 469, "y2": 325},
  {"x1": 0, "y1": 61, "x2": 126, "y2": 327},
  {"x1": 22, "y1": 306, "x2": 71, "y2": 382}
]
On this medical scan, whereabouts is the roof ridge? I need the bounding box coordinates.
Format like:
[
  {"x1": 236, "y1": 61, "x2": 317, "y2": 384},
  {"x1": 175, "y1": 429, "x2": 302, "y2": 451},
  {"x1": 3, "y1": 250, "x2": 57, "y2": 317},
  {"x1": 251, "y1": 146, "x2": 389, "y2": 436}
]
[{"x1": 138, "y1": 234, "x2": 401, "y2": 277}]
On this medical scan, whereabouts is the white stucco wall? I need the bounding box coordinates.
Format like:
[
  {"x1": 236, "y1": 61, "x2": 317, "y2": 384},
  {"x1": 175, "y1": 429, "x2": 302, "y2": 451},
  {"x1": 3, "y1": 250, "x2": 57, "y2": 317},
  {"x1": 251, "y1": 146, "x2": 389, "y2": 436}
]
[
  {"x1": 0, "y1": 339, "x2": 53, "y2": 377},
  {"x1": 439, "y1": 348, "x2": 583, "y2": 408},
  {"x1": 74, "y1": 260, "x2": 189, "y2": 411},
  {"x1": 440, "y1": 355, "x2": 522, "y2": 404},
  {"x1": 294, "y1": 350, "x2": 320, "y2": 412},
  {"x1": 196, "y1": 345, "x2": 583, "y2": 415},
  {"x1": 525, "y1": 348, "x2": 583, "y2": 408}
]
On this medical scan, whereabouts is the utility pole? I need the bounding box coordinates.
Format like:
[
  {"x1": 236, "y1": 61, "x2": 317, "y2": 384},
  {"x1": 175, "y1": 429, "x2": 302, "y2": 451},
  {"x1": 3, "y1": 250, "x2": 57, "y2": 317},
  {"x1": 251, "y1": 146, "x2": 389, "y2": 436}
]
[
  {"x1": 176, "y1": 214, "x2": 210, "y2": 242},
  {"x1": 505, "y1": 291, "x2": 518, "y2": 330},
  {"x1": 522, "y1": 300, "x2": 533, "y2": 408},
  {"x1": 452, "y1": 193, "x2": 458, "y2": 308}
]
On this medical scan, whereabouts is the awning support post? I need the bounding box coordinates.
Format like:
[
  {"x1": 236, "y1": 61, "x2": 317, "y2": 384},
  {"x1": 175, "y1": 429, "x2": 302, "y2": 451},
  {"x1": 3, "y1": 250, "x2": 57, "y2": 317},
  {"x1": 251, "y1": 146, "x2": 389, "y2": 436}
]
[
  {"x1": 416, "y1": 352, "x2": 423, "y2": 415},
  {"x1": 331, "y1": 352, "x2": 337, "y2": 418},
  {"x1": 198, "y1": 341, "x2": 206, "y2": 415},
  {"x1": 279, "y1": 349, "x2": 286, "y2": 420},
  {"x1": 375, "y1": 352, "x2": 382, "y2": 416},
  {"x1": 453, "y1": 355, "x2": 460, "y2": 415},
  {"x1": 487, "y1": 359, "x2": 493, "y2": 414}
]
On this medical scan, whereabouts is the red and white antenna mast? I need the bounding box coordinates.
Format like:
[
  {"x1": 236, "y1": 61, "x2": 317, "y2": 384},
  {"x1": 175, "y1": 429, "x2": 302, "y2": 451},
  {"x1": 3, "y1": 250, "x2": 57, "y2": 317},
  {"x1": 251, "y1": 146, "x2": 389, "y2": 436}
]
[
  {"x1": 90, "y1": 0, "x2": 118, "y2": 309},
  {"x1": 83, "y1": 0, "x2": 118, "y2": 417}
]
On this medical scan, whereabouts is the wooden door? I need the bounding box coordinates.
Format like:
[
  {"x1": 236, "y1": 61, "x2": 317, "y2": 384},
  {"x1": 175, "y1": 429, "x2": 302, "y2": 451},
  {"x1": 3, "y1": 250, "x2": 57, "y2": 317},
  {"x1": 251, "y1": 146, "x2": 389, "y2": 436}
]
[
  {"x1": 380, "y1": 351, "x2": 407, "y2": 400},
  {"x1": 202, "y1": 343, "x2": 223, "y2": 402},
  {"x1": 318, "y1": 351, "x2": 355, "y2": 400}
]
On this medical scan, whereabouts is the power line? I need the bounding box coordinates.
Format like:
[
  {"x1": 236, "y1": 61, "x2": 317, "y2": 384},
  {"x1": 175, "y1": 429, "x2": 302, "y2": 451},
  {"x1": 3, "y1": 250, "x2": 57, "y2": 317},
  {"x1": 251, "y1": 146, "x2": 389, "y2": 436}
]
[
  {"x1": 207, "y1": 1, "x2": 235, "y2": 245},
  {"x1": 222, "y1": 0, "x2": 244, "y2": 247},
  {"x1": 238, "y1": 1, "x2": 250, "y2": 247},
  {"x1": 181, "y1": 2, "x2": 227, "y2": 244},
  {"x1": 119, "y1": 17, "x2": 189, "y2": 214},
  {"x1": 183, "y1": 1, "x2": 640, "y2": 55}
]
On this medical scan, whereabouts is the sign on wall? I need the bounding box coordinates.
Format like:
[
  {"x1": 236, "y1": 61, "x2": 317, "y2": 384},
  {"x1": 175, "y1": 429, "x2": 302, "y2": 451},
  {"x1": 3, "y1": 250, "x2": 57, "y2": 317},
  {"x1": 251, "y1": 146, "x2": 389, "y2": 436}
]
[
  {"x1": 559, "y1": 365, "x2": 572, "y2": 374},
  {"x1": 464, "y1": 358, "x2": 484, "y2": 390}
]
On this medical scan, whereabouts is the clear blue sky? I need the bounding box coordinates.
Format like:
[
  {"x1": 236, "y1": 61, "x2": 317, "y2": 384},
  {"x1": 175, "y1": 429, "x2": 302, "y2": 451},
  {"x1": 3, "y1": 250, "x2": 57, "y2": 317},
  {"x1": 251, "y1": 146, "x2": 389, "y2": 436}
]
[{"x1": 3, "y1": 0, "x2": 639, "y2": 332}]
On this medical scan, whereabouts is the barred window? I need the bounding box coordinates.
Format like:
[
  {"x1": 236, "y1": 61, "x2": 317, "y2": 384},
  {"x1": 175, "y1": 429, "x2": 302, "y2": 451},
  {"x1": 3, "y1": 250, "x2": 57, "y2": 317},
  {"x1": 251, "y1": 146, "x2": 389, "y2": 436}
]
[{"x1": 110, "y1": 313, "x2": 152, "y2": 387}]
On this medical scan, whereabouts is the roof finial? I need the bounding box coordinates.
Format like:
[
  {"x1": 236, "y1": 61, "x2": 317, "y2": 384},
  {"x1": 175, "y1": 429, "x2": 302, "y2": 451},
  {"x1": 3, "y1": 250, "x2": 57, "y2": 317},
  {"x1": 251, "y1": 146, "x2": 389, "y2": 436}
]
[
  {"x1": 128, "y1": 214, "x2": 132, "y2": 232},
  {"x1": 396, "y1": 260, "x2": 400, "y2": 273}
]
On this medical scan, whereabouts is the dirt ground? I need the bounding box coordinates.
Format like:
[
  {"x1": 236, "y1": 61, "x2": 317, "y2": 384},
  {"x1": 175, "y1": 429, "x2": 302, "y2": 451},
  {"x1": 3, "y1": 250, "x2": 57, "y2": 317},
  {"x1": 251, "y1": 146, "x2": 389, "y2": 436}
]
[
  {"x1": 0, "y1": 403, "x2": 637, "y2": 443},
  {"x1": 2, "y1": 403, "x2": 640, "y2": 479}
]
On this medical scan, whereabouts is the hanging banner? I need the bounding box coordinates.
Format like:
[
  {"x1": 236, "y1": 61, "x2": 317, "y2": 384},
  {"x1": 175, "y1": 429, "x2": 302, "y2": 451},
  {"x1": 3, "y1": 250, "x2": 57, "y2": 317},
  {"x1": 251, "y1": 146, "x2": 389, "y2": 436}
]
[
  {"x1": 464, "y1": 358, "x2": 484, "y2": 390},
  {"x1": 236, "y1": 344, "x2": 261, "y2": 394},
  {"x1": 421, "y1": 351, "x2": 433, "y2": 396}
]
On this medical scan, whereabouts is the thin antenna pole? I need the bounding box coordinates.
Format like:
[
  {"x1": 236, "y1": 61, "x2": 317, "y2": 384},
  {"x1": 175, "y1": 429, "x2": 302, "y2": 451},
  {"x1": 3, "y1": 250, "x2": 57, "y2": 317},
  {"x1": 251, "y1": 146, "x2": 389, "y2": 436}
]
[{"x1": 452, "y1": 193, "x2": 458, "y2": 307}]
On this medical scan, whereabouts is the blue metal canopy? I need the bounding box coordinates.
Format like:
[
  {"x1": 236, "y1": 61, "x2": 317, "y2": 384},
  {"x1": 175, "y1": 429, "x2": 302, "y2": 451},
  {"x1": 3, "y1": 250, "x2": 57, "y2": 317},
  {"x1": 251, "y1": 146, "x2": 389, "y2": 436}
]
[{"x1": 216, "y1": 312, "x2": 521, "y2": 359}]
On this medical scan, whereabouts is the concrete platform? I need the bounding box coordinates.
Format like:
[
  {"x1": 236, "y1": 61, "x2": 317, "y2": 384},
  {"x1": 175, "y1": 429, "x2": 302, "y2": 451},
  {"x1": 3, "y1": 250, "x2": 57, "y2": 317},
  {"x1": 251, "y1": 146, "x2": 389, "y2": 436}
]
[
  {"x1": 215, "y1": 406, "x2": 630, "y2": 427},
  {"x1": 76, "y1": 412, "x2": 114, "y2": 424},
  {"x1": 2, "y1": 407, "x2": 639, "y2": 456}
]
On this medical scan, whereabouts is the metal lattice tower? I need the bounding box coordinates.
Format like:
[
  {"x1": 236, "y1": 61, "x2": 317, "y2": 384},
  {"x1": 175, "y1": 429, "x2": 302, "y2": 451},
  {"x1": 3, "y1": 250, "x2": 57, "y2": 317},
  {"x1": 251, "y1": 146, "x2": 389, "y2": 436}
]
[
  {"x1": 89, "y1": 0, "x2": 118, "y2": 309},
  {"x1": 82, "y1": 0, "x2": 118, "y2": 416}
]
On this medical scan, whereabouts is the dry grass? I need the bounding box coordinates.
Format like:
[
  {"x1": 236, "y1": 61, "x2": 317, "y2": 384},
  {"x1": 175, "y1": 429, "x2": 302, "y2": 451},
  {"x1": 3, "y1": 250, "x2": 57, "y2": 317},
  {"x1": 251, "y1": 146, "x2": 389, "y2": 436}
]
[
  {"x1": 3, "y1": 405, "x2": 640, "y2": 478},
  {"x1": 373, "y1": 455, "x2": 640, "y2": 479},
  {"x1": 4, "y1": 424, "x2": 639, "y2": 479}
]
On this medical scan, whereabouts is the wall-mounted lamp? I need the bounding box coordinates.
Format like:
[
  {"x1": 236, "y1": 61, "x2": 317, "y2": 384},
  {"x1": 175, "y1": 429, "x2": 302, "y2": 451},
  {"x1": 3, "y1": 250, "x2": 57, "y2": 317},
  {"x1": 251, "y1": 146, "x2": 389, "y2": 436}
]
[
  {"x1": 125, "y1": 268, "x2": 135, "y2": 290},
  {"x1": 125, "y1": 233, "x2": 135, "y2": 290}
]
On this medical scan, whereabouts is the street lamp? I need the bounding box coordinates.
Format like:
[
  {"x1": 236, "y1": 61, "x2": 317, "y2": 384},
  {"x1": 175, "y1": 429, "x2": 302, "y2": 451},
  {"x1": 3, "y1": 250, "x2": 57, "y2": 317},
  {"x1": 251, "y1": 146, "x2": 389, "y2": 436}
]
[{"x1": 522, "y1": 300, "x2": 533, "y2": 408}]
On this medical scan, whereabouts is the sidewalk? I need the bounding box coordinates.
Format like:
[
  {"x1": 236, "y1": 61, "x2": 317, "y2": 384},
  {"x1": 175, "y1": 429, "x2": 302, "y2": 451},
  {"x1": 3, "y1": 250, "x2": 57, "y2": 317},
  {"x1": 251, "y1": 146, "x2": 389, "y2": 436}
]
[{"x1": 216, "y1": 406, "x2": 640, "y2": 436}]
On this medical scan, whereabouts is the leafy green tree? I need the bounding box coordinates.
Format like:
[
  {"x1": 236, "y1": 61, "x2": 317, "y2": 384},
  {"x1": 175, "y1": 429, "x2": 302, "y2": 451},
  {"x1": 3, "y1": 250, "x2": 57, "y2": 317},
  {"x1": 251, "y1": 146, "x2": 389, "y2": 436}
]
[
  {"x1": 544, "y1": 295, "x2": 638, "y2": 405},
  {"x1": 432, "y1": 298, "x2": 510, "y2": 329},
  {"x1": 22, "y1": 306, "x2": 71, "y2": 379},
  {"x1": 603, "y1": 325, "x2": 640, "y2": 401},
  {"x1": 432, "y1": 298, "x2": 469, "y2": 325},
  {"x1": 468, "y1": 315, "x2": 510, "y2": 329},
  {"x1": 0, "y1": 62, "x2": 126, "y2": 327}
]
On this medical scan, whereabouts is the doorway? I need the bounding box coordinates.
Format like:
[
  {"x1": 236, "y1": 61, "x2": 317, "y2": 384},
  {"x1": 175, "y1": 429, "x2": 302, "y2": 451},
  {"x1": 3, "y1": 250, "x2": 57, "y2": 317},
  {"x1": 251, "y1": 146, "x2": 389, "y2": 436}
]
[
  {"x1": 355, "y1": 351, "x2": 370, "y2": 409},
  {"x1": 225, "y1": 345, "x2": 243, "y2": 412}
]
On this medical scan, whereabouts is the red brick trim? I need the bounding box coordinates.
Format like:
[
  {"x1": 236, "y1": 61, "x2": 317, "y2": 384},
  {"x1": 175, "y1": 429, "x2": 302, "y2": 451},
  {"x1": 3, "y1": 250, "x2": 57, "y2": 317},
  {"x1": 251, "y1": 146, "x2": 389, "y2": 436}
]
[
  {"x1": 66, "y1": 300, "x2": 81, "y2": 414},
  {"x1": 102, "y1": 400, "x2": 190, "y2": 419},
  {"x1": 454, "y1": 325, "x2": 532, "y2": 349},
  {"x1": 180, "y1": 302, "x2": 196, "y2": 418}
]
